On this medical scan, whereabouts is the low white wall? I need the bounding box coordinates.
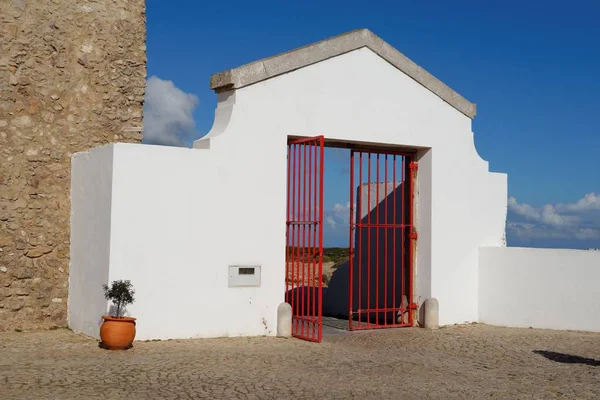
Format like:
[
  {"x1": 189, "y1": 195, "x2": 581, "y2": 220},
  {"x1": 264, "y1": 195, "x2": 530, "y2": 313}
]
[
  {"x1": 479, "y1": 247, "x2": 600, "y2": 332},
  {"x1": 68, "y1": 145, "x2": 114, "y2": 339},
  {"x1": 71, "y1": 143, "x2": 282, "y2": 341}
]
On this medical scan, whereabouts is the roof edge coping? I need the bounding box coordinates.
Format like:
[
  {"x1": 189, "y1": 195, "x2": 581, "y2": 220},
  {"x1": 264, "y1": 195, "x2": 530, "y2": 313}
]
[{"x1": 209, "y1": 29, "x2": 476, "y2": 119}]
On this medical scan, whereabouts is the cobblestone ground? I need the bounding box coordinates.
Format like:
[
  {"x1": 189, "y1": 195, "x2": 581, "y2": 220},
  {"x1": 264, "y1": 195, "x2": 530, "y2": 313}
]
[{"x1": 1, "y1": 324, "x2": 600, "y2": 399}]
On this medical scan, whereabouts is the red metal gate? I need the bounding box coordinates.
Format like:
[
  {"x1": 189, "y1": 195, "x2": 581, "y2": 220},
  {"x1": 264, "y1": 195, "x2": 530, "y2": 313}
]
[
  {"x1": 285, "y1": 136, "x2": 324, "y2": 342},
  {"x1": 348, "y1": 150, "x2": 417, "y2": 330}
]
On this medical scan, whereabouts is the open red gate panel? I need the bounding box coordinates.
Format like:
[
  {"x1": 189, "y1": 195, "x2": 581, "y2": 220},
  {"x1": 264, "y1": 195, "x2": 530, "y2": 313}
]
[
  {"x1": 348, "y1": 150, "x2": 417, "y2": 330},
  {"x1": 285, "y1": 136, "x2": 324, "y2": 342}
]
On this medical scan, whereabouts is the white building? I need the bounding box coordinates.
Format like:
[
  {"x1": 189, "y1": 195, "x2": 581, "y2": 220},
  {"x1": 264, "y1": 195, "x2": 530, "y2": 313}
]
[{"x1": 68, "y1": 29, "x2": 600, "y2": 342}]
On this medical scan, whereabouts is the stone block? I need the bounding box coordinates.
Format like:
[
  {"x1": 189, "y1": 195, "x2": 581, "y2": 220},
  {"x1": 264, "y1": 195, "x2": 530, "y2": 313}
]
[
  {"x1": 277, "y1": 302, "x2": 292, "y2": 338},
  {"x1": 422, "y1": 298, "x2": 439, "y2": 329}
]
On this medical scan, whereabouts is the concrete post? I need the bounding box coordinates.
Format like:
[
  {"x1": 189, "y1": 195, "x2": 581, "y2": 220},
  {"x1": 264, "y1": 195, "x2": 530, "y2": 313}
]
[
  {"x1": 277, "y1": 302, "x2": 292, "y2": 337},
  {"x1": 423, "y1": 298, "x2": 439, "y2": 329}
]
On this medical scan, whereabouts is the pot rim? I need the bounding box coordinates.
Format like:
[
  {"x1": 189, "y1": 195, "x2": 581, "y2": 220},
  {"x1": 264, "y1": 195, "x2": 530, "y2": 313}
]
[{"x1": 102, "y1": 315, "x2": 136, "y2": 322}]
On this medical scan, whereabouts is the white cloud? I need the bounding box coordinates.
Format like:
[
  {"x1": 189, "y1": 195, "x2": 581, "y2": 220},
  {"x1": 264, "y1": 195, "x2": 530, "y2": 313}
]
[
  {"x1": 143, "y1": 76, "x2": 199, "y2": 147},
  {"x1": 556, "y1": 193, "x2": 600, "y2": 213},
  {"x1": 332, "y1": 202, "x2": 350, "y2": 214},
  {"x1": 508, "y1": 194, "x2": 600, "y2": 241},
  {"x1": 325, "y1": 202, "x2": 350, "y2": 231},
  {"x1": 325, "y1": 215, "x2": 337, "y2": 229},
  {"x1": 326, "y1": 194, "x2": 600, "y2": 245}
]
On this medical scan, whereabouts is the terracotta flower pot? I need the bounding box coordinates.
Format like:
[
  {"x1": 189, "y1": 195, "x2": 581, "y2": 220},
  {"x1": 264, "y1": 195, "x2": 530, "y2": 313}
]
[{"x1": 100, "y1": 315, "x2": 137, "y2": 350}]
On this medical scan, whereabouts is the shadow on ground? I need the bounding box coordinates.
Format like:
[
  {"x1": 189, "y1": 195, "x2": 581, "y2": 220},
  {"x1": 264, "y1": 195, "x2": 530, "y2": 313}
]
[{"x1": 534, "y1": 350, "x2": 600, "y2": 366}]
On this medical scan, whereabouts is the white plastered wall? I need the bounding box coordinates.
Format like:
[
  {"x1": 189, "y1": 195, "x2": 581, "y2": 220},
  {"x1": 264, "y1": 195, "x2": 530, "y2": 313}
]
[
  {"x1": 480, "y1": 247, "x2": 600, "y2": 332},
  {"x1": 195, "y1": 47, "x2": 507, "y2": 326},
  {"x1": 69, "y1": 47, "x2": 507, "y2": 339}
]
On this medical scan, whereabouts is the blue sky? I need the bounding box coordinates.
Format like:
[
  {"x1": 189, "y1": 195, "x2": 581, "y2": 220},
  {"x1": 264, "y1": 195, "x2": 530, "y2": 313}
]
[{"x1": 145, "y1": 0, "x2": 600, "y2": 249}]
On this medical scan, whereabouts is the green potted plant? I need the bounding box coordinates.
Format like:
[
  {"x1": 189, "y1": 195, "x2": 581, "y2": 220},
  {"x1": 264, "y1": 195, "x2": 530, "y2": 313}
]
[{"x1": 100, "y1": 280, "x2": 136, "y2": 350}]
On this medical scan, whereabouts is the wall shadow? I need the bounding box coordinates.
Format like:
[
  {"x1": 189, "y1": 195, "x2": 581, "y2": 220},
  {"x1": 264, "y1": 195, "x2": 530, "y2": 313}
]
[
  {"x1": 285, "y1": 285, "x2": 322, "y2": 317},
  {"x1": 533, "y1": 350, "x2": 600, "y2": 366},
  {"x1": 322, "y1": 181, "x2": 411, "y2": 325},
  {"x1": 107, "y1": 304, "x2": 131, "y2": 317}
]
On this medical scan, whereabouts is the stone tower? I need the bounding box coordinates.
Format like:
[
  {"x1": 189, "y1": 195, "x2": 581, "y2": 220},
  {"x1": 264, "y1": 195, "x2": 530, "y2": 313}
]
[{"x1": 0, "y1": 0, "x2": 147, "y2": 330}]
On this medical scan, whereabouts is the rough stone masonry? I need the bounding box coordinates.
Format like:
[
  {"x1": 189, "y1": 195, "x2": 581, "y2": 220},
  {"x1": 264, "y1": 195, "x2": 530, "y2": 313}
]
[{"x1": 0, "y1": 0, "x2": 147, "y2": 331}]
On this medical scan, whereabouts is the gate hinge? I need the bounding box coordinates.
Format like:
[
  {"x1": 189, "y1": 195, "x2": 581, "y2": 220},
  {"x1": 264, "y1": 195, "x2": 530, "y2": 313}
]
[
  {"x1": 409, "y1": 162, "x2": 418, "y2": 171},
  {"x1": 408, "y1": 303, "x2": 418, "y2": 310},
  {"x1": 409, "y1": 232, "x2": 418, "y2": 240}
]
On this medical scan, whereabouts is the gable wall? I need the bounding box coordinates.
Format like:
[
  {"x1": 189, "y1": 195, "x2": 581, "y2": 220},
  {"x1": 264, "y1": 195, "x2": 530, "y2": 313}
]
[{"x1": 197, "y1": 47, "x2": 507, "y2": 325}]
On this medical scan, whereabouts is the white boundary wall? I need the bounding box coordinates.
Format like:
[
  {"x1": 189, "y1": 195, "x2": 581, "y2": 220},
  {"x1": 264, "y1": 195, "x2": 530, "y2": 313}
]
[
  {"x1": 69, "y1": 48, "x2": 507, "y2": 340},
  {"x1": 479, "y1": 247, "x2": 600, "y2": 332}
]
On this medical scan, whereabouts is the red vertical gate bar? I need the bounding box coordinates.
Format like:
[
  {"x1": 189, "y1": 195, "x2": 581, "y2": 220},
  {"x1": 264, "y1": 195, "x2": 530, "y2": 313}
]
[
  {"x1": 307, "y1": 141, "x2": 313, "y2": 339},
  {"x1": 367, "y1": 156, "x2": 371, "y2": 324},
  {"x1": 349, "y1": 149, "x2": 416, "y2": 330},
  {"x1": 357, "y1": 153, "x2": 363, "y2": 327},
  {"x1": 293, "y1": 143, "x2": 298, "y2": 325},
  {"x1": 318, "y1": 140, "x2": 324, "y2": 342},
  {"x1": 285, "y1": 139, "x2": 293, "y2": 303},
  {"x1": 312, "y1": 142, "x2": 317, "y2": 339},
  {"x1": 407, "y1": 160, "x2": 418, "y2": 326},
  {"x1": 285, "y1": 136, "x2": 324, "y2": 343},
  {"x1": 392, "y1": 155, "x2": 397, "y2": 324},
  {"x1": 375, "y1": 154, "x2": 380, "y2": 325},
  {"x1": 400, "y1": 156, "x2": 405, "y2": 320},
  {"x1": 348, "y1": 151, "x2": 354, "y2": 329},
  {"x1": 384, "y1": 155, "x2": 388, "y2": 325},
  {"x1": 301, "y1": 143, "x2": 307, "y2": 337}
]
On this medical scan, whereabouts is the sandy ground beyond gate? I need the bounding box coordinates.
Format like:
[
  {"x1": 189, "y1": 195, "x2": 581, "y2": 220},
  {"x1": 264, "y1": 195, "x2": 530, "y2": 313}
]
[{"x1": 1, "y1": 324, "x2": 599, "y2": 399}]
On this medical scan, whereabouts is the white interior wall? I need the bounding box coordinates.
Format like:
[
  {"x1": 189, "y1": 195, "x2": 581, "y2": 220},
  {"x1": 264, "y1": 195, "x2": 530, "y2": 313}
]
[
  {"x1": 68, "y1": 145, "x2": 114, "y2": 338},
  {"x1": 480, "y1": 247, "x2": 600, "y2": 332}
]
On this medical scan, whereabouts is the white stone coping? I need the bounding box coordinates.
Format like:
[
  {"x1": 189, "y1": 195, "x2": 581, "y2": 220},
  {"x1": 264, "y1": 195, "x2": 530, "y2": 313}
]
[{"x1": 209, "y1": 29, "x2": 476, "y2": 119}]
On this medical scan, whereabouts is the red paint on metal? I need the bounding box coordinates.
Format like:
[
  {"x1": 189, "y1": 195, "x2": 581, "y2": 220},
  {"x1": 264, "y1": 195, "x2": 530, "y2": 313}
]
[
  {"x1": 401, "y1": 156, "x2": 406, "y2": 324},
  {"x1": 310, "y1": 142, "x2": 316, "y2": 339},
  {"x1": 392, "y1": 155, "x2": 397, "y2": 325},
  {"x1": 375, "y1": 154, "x2": 380, "y2": 325},
  {"x1": 407, "y1": 159, "x2": 416, "y2": 326},
  {"x1": 285, "y1": 136, "x2": 324, "y2": 343},
  {"x1": 357, "y1": 152, "x2": 363, "y2": 328},
  {"x1": 301, "y1": 143, "x2": 307, "y2": 337},
  {"x1": 348, "y1": 150, "x2": 354, "y2": 330},
  {"x1": 367, "y1": 156, "x2": 371, "y2": 324},
  {"x1": 318, "y1": 139, "x2": 324, "y2": 343},
  {"x1": 384, "y1": 155, "x2": 388, "y2": 325}
]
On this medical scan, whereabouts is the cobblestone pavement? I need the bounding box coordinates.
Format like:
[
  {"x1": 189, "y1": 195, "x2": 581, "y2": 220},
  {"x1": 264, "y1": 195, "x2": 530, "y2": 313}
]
[{"x1": 1, "y1": 324, "x2": 600, "y2": 399}]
